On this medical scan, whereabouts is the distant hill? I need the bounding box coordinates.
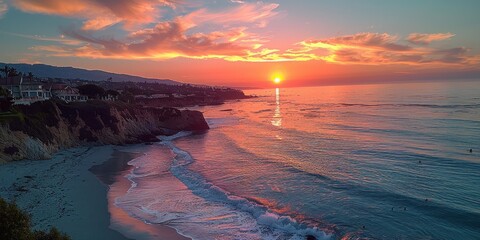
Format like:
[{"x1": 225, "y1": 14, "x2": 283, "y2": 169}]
[{"x1": 0, "y1": 63, "x2": 180, "y2": 85}]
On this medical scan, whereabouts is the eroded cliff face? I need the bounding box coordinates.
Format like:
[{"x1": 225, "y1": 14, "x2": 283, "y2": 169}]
[{"x1": 0, "y1": 100, "x2": 209, "y2": 162}]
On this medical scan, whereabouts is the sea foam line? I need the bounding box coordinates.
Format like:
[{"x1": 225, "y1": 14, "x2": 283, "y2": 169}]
[{"x1": 159, "y1": 132, "x2": 331, "y2": 240}]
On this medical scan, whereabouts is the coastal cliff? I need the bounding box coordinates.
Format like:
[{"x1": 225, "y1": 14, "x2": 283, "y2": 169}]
[{"x1": 0, "y1": 100, "x2": 209, "y2": 162}]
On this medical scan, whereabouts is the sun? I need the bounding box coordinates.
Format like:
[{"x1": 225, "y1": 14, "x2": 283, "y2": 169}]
[{"x1": 271, "y1": 72, "x2": 285, "y2": 85}]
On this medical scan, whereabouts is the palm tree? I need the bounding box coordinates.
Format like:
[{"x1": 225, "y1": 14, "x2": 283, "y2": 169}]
[
  {"x1": 7, "y1": 68, "x2": 18, "y2": 77},
  {"x1": 0, "y1": 66, "x2": 9, "y2": 79},
  {"x1": 28, "y1": 72, "x2": 34, "y2": 81},
  {"x1": 0, "y1": 66, "x2": 19, "y2": 78}
]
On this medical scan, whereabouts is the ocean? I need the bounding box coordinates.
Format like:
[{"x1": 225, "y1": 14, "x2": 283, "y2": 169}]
[{"x1": 113, "y1": 81, "x2": 480, "y2": 240}]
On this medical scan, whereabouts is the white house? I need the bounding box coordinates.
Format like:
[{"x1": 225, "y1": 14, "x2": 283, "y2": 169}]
[
  {"x1": 0, "y1": 76, "x2": 51, "y2": 105},
  {"x1": 49, "y1": 84, "x2": 88, "y2": 102}
]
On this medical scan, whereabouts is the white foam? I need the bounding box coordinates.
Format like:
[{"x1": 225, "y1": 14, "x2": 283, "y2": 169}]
[
  {"x1": 114, "y1": 132, "x2": 331, "y2": 240},
  {"x1": 162, "y1": 135, "x2": 330, "y2": 240}
]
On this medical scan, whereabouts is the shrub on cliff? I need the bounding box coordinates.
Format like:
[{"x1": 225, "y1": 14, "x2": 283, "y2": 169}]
[
  {"x1": 9, "y1": 101, "x2": 59, "y2": 143},
  {"x1": 0, "y1": 198, "x2": 70, "y2": 240},
  {"x1": 77, "y1": 84, "x2": 105, "y2": 99},
  {"x1": 57, "y1": 100, "x2": 121, "y2": 133},
  {"x1": 0, "y1": 198, "x2": 31, "y2": 240},
  {"x1": 0, "y1": 86, "x2": 14, "y2": 112},
  {"x1": 4, "y1": 145, "x2": 19, "y2": 155}
]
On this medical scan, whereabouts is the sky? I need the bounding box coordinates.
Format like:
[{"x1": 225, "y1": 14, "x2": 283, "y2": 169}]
[{"x1": 0, "y1": 0, "x2": 480, "y2": 87}]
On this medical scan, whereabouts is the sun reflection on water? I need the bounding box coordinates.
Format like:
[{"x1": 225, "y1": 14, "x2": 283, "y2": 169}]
[{"x1": 271, "y1": 88, "x2": 282, "y2": 127}]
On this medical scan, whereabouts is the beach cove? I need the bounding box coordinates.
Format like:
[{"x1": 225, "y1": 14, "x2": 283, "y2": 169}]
[{"x1": 0, "y1": 145, "x2": 189, "y2": 240}]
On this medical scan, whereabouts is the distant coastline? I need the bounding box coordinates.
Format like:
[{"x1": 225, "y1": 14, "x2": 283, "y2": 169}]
[
  {"x1": 0, "y1": 64, "x2": 252, "y2": 163},
  {"x1": 0, "y1": 62, "x2": 179, "y2": 85}
]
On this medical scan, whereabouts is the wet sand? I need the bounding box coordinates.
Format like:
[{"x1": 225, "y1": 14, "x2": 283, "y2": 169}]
[{"x1": 91, "y1": 149, "x2": 190, "y2": 240}]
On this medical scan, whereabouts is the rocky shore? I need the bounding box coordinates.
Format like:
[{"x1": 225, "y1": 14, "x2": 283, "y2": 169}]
[{"x1": 0, "y1": 100, "x2": 209, "y2": 162}]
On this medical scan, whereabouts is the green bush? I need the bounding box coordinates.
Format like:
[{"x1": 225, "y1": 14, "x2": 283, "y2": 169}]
[
  {"x1": 0, "y1": 198, "x2": 31, "y2": 240},
  {"x1": 0, "y1": 198, "x2": 70, "y2": 240},
  {"x1": 9, "y1": 101, "x2": 60, "y2": 143},
  {"x1": 77, "y1": 84, "x2": 105, "y2": 99},
  {"x1": 0, "y1": 86, "x2": 14, "y2": 112},
  {"x1": 33, "y1": 228, "x2": 70, "y2": 240}
]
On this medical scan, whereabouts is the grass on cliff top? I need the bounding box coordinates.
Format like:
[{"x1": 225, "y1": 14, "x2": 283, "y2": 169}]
[{"x1": 0, "y1": 111, "x2": 24, "y2": 123}]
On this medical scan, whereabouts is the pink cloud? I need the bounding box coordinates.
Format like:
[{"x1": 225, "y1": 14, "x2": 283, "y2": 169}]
[
  {"x1": 180, "y1": 2, "x2": 279, "y2": 29},
  {"x1": 25, "y1": 1, "x2": 280, "y2": 61},
  {"x1": 31, "y1": 30, "x2": 479, "y2": 66},
  {"x1": 0, "y1": 0, "x2": 7, "y2": 18},
  {"x1": 56, "y1": 20, "x2": 250, "y2": 59},
  {"x1": 299, "y1": 32, "x2": 477, "y2": 65},
  {"x1": 407, "y1": 33, "x2": 455, "y2": 45},
  {"x1": 11, "y1": 0, "x2": 176, "y2": 30},
  {"x1": 306, "y1": 32, "x2": 411, "y2": 51},
  {"x1": 14, "y1": 0, "x2": 476, "y2": 67}
]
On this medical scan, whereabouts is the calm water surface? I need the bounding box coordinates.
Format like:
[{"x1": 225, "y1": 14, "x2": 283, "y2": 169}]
[{"x1": 115, "y1": 81, "x2": 480, "y2": 240}]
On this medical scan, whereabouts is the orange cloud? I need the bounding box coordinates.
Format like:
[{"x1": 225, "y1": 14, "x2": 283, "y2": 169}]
[
  {"x1": 0, "y1": 0, "x2": 7, "y2": 18},
  {"x1": 56, "y1": 20, "x2": 250, "y2": 59},
  {"x1": 26, "y1": 1, "x2": 281, "y2": 61},
  {"x1": 16, "y1": 0, "x2": 476, "y2": 67},
  {"x1": 180, "y1": 2, "x2": 279, "y2": 29},
  {"x1": 32, "y1": 30, "x2": 479, "y2": 66},
  {"x1": 298, "y1": 32, "x2": 477, "y2": 65},
  {"x1": 11, "y1": 0, "x2": 175, "y2": 30},
  {"x1": 407, "y1": 33, "x2": 455, "y2": 45},
  {"x1": 309, "y1": 33, "x2": 411, "y2": 51}
]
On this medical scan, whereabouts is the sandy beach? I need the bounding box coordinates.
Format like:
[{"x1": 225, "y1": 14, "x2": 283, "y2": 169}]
[{"x1": 0, "y1": 145, "x2": 189, "y2": 240}]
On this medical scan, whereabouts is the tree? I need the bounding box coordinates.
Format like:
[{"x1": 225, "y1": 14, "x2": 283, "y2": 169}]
[
  {"x1": 33, "y1": 228, "x2": 70, "y2": 240},
  {"x1": 0, "y1": 86, "x2": 10, "y2": 97},
  {"x1": 28, "y1": 72, "x2": 34, "y2": 81},
  {"x1": 1, "y1": 65, "x2": 10, "y2": 78},
  {"x1": 0, "y1": 86, "x2": 14, "y2": 112},
  {"x1": 8, "y1": 68, "x2": 19, "y2": 77},
  {"x1": 77, "y1": 84, "x2": 105, "y2": 99},
  {"x1": 0, "y1": 198, "x2": 71, "y2": 240},
  {"x1": 0, "y1": 198, "x2": 31, "y2": 240},
  {"x1": 0, "y1": 66, "x2": 20, "y2": 78}
]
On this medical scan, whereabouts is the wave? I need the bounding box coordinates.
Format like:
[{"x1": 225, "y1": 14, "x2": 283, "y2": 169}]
[
  {"x1": 157, "y1": 132, "x2": 331, "y2": 240},
  {"x1": 336, "y1": 103, "x2": 480, "y2": 109},
  {"x1": 199, "y1": 127, "x2": 480, "y2": 233},
  {"x1": 253, "y1": 109, "x2": 273, "y2": 114}
]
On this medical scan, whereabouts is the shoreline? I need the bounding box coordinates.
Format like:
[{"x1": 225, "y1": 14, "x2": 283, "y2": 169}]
[
  {"x1": 0, "y1": 145, "x2": 189, "y2": 240},
  {"x1": 91, "y1": 149, "x2": 190, "y2": 240}
]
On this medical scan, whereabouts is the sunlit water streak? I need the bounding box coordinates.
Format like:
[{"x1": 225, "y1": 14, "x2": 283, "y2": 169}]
[
  {"x1": 114, "y1": 81, "x2": 480, "y2": 240},
  {"x1": 272, "y1": 88, "x2": 282, "y2": 127}
]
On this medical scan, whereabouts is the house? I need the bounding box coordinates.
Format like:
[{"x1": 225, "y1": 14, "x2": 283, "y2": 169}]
[
  {"x1": 0, "y1": 76, "x2": 22, "y2": 99},
  {"x1": 21, "y1": 81, "x2": 52, "y2": 100},
  {"x1": 0, "y1": 76, "x2": 51, "y2": 105},
  {"x1": 48, "y1": 83, "x2": 88, "y2": 102},
  {"x1": 101, "y1": 91, "x2": 119, "y2": 101}
]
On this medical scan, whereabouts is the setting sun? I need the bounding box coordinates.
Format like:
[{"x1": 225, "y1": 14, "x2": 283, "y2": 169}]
[{"x1": 274, "y1": 77, "x2": 282, "y2": 84}]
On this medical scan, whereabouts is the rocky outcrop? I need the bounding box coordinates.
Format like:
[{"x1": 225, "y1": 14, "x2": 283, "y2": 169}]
[{"x1": 0, "y1": 100, "x2": 209, "y2": 162}]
